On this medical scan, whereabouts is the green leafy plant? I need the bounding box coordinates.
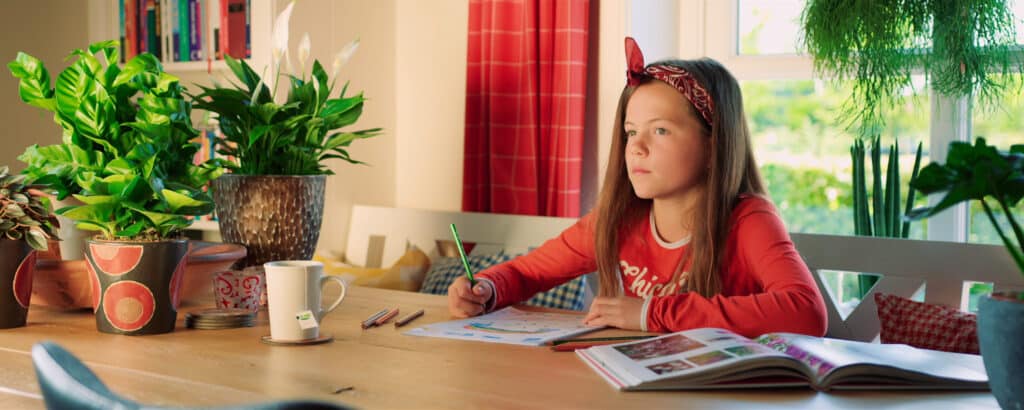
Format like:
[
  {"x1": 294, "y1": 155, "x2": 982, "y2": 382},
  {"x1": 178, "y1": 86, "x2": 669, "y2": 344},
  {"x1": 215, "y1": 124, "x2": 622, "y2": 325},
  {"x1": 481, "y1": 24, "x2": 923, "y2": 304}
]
[
  {"x1": 190, "y1": 50, "x2": 382, "y2": 175},
  {"x1": 850, "y1": 137, "x2": 923, "y2": 296},
  {"x1": 851, "y1": 137, "x2": 923, "y2": 238},
  {"x1": 0, "y1": 166, "x2": 59, "y2": 250},
  {"x1": 801, "y1": 0, "x2": 1020, "y2": 136},
  {"x1": 8, "y1": 40, "x2": 224, "y2": 240},
  {"x1": 907, "y1": 138, "x2": 1024, "y2": 279}
]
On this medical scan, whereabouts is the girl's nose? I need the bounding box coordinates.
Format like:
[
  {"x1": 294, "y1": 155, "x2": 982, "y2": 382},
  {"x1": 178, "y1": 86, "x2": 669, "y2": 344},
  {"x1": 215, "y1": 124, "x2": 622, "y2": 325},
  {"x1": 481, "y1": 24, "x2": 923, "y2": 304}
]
[{"x1": 627, "y1": 133, "x2": 648, "y2": 156}]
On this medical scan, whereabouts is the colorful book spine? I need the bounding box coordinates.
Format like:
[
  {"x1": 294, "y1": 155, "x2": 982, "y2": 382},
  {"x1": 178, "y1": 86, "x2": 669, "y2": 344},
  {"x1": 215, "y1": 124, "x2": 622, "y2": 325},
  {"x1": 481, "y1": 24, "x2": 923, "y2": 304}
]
[
  {"x1": 125, "y1": 0, "x2": 138, "y2": 59},
  {"x1": 245, "y1": 0, "x2": 250, "y2": 57},
  {"x1": 188, "y1": 0, "x2": 203, "y2": 61},
  {"x1": 169, "y1": 0, "x2": 179, "y2": 61},
  {"x1": 178, "y1": 0, "x2": 190, "y2": 61},
  {"x1": 137, "y1": 0, "x2": 147, "y2": 54},
  {"x1": 208, "y1": 0, "x2": 221, "y2": 60},
  {"x1": 118, "y1": 0, "x2": 126, "y2": 61},
  {"x1": 222, "y1": 0, "x2": 246, "y2": 59}
]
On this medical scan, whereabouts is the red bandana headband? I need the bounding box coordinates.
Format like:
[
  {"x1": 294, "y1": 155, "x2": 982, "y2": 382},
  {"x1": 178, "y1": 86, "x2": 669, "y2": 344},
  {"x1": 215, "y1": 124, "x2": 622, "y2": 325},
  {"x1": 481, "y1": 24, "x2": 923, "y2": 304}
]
[{"x1": 625, "y1": 37, "x2": 714, "y2": 125}]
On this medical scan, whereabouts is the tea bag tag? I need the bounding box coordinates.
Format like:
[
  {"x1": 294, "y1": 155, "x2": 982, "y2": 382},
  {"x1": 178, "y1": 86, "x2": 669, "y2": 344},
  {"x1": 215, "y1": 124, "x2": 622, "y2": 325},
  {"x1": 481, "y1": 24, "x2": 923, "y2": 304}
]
[{"x1": 296, "y1": 310, "x2": 319, "y2": 330}]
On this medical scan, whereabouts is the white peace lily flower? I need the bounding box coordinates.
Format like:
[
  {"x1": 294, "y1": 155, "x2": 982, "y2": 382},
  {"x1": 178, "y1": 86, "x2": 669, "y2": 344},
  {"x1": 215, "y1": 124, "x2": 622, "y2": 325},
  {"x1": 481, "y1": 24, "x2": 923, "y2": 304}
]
[
  {"x1": 297, "y1": 33, "x2": 311, "y2": 75},
  {"x1": 331, "y1": 39, "x2": 359, "y2": 79},
  {"x1": 271, "y1": 1, "x2": 295, "y2": 68}
]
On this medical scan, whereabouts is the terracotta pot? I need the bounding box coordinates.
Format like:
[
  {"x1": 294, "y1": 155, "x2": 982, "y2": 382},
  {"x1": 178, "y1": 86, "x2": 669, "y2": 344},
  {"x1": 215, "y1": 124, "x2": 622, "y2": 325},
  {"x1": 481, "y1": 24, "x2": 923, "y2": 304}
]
[
  {"x1": 85, "y1": 238, "x2": 188, "y2": 335},
  {"x1": 0, "y1": 239, "x2": 34, "y2": 328},
  {"x1": 978, "y1": 291, "x2": 1024, "y2": 409},
  {"x1": 211, "y1": 174, "x2": 325, "y2": 268}
]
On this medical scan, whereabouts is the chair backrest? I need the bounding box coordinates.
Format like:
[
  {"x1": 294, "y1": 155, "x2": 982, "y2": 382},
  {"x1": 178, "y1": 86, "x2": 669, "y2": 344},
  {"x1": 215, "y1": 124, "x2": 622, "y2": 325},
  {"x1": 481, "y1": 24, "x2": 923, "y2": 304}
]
[
  {"x1": 345, "y1": 205, "x2": 578, "y2": 267},
  {"x1": 790, "y1": 233, "x2": 1024, "y2": 342}
]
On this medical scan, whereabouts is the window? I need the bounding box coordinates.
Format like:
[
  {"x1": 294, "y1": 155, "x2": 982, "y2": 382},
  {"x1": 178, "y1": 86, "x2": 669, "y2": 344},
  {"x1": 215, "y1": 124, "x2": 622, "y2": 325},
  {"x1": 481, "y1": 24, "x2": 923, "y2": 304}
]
[{"x1": 736, "y1": 0, "x2": 804, "y2": 55}]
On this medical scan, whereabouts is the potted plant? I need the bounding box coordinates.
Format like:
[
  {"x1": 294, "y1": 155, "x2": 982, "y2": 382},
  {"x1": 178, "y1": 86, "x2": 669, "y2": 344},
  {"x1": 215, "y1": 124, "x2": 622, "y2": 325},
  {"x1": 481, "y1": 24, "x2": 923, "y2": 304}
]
[
  {"x1": 8, "y1": 40, "x2": 224, "y2": 335},
  {"x1": 849, "y1": 137, "x2": 923, "y2": 296},
  {"x1": 801, "y1": 0, "x2": 1021, "y2": 136},
  {"x1": 191, "y1": 1, "x2": 381, "y2": 268},
  {"x1": 906, "y1": 137, "x2": 1023, "y2": 409},
  {"x1": 0, "y1": 166, "x2": 59, "y2": 328}
]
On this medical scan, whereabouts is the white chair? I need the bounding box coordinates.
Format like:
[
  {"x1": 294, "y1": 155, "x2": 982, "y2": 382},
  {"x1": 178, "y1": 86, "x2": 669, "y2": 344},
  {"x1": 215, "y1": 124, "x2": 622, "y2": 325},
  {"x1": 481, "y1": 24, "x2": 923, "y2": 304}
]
[{"x1": 791, "y1": 233, "x2": 1024, "y2": 342}]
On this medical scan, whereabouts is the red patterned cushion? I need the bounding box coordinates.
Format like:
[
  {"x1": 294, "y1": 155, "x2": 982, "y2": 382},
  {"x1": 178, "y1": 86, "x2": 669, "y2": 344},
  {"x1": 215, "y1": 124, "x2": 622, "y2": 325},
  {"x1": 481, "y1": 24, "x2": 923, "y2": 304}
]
[{"x1": 874, "y1": 292, "x2": 979, "y2": 354}]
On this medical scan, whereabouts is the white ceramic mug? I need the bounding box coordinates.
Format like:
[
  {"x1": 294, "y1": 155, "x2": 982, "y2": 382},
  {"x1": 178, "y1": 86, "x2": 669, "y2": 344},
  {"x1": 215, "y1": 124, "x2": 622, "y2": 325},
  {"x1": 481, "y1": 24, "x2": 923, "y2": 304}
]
[{"x1": 263, "y1": 261, "x2": 346, "y2": 341}]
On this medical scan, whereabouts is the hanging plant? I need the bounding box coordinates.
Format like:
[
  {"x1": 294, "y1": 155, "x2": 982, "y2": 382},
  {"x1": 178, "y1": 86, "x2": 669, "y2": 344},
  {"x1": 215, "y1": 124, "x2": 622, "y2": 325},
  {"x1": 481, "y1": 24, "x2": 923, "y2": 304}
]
[{"x1": 801, "y1": 0, "x2": 1021, "y2": 136}]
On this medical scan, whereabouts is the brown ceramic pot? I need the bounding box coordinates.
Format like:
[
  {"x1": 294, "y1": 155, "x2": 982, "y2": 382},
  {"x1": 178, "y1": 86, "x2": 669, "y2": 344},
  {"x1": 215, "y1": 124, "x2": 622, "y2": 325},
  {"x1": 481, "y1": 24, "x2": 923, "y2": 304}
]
[
  {"x1": 0, "y1": 239, "x2": 34, "y2": 328},
  {"x1": 85, "y1": 238, "x2": 188, "y2": 335},
  {"x1": 211, "y1": 174, "x2": 325, "y2": 268}
]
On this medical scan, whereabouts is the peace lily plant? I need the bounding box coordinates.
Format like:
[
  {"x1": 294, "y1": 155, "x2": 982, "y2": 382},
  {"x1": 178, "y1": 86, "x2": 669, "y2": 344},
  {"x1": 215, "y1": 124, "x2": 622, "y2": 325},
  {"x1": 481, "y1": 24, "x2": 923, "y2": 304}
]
[
  {"x1": 191, "y1": 1, "x2": 381, "y2": 175},
  {"x1": 191, "y1": 1, "x2": 381, "y2": 268}
]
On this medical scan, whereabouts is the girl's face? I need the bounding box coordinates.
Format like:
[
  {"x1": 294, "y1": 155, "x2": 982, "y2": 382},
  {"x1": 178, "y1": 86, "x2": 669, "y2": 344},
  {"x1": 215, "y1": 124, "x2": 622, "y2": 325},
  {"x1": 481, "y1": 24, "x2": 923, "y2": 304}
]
[{"x1": 623, "y1": 81, "x2": 710, "y2": 203}]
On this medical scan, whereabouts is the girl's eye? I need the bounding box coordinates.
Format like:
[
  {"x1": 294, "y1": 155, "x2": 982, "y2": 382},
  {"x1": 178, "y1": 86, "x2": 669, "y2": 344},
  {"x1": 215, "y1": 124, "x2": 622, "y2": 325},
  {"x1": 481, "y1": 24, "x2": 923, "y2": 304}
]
[
  {"x1": 625, "y1": 130, "x2": 637, "y2": 137},
  {"x1": 654, "y1": 127, "x2": 669, "y2": 135}
]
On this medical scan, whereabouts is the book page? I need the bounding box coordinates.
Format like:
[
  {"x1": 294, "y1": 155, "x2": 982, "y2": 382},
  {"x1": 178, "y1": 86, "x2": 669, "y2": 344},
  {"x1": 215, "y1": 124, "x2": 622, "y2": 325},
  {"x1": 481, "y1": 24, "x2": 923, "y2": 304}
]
[
  {"x1": 578, "y1": 328, "x2": 801, "y2": 389},
  {"x1": 763, "y1": 333, "x2": 988, "y2": 387},
  {"x1": 404, "y1": 307, "x2": 601, "y2": 346}
]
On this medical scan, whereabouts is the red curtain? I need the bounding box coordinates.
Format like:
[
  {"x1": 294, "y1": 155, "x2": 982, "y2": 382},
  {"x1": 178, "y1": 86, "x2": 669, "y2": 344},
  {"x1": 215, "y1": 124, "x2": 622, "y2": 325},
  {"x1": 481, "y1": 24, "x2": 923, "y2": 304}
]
[{"x1": 462, "y1": 0, "x2": 590, "y2": 217}]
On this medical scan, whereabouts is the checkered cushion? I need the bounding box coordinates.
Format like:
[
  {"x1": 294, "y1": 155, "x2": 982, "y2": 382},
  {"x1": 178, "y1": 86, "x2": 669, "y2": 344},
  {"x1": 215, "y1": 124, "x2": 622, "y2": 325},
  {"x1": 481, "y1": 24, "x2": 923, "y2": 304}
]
[
  {"x1": 419, "y1": 252, "x2": 513, "y2": 295},
  {"x1": 419, "y1": 251, "x2": 588, "y2": 311},
  {"x1": 875, "y1": 292, "x2": 979, "y2": 354}
]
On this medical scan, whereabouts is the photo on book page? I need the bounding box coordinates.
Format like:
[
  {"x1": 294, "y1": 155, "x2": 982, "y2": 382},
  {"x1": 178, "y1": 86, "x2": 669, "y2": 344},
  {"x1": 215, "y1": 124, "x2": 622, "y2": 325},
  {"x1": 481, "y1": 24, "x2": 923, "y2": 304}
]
[{"x1": 404, "y1": 307, "x2": 603, "y2": 346}]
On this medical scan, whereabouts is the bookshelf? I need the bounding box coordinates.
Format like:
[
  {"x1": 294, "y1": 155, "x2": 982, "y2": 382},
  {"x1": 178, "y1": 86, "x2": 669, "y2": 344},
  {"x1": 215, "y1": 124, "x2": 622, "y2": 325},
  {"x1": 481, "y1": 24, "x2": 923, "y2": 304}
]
[{"x1": 89, "y1": 0, "x2": 274, "y2": 75}]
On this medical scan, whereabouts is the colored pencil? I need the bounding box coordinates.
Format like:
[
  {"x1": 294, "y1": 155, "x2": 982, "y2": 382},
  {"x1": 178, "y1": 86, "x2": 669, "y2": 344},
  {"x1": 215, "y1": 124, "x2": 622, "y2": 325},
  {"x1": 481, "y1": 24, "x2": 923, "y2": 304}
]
[
  {"x1": 394, "y1": 309, "x2": 425, "y2": 327},
  {"x1": 373, "y1": 308, "x2": 400, "y2": 326},
  {"x1": 449, "y1": 223, "x2": 476, "y2": 285},
  {"x1": 551, "y1": 335, "x2": 656, "y2": 346},
  {"x1": 360, "y1": 309, "x2": 389, "y2": 329}
]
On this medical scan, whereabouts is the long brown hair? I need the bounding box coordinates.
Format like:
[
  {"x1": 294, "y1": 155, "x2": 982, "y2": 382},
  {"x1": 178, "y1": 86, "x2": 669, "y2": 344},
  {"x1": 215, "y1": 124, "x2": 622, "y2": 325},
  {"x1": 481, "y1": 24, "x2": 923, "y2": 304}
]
[{"x1": 594, "y1": 58, "x2": 765, "y2": 298}]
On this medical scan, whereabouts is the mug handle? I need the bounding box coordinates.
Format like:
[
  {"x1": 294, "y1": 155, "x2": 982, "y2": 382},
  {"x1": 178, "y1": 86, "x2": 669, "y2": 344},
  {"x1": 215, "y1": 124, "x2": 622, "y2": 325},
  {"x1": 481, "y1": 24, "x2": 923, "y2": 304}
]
[{"x1": 318, "y1": 275, "x2": 347, "y2": 321}]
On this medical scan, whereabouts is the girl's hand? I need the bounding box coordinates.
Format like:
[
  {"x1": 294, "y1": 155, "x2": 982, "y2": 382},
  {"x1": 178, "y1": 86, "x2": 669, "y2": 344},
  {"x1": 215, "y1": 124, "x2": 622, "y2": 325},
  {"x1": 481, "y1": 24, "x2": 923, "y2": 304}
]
[
  {"x1": 447, "y1": 276, "x2": 492, "y2": 318},
  {"x1": 583, "y1": 296, "x2": 645, "y2": 330}
]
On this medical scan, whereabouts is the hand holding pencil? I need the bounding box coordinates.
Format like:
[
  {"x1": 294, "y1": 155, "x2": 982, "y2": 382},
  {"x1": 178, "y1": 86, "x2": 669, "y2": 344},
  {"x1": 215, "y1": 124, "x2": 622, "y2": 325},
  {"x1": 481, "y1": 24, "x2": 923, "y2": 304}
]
[{"x1": 447, "y1": 275, "x2": 491, "y2": 318}]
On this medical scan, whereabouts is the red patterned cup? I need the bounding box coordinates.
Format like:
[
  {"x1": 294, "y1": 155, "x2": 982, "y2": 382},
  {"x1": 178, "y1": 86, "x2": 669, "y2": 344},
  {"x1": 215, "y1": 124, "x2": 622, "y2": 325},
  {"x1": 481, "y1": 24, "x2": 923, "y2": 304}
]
[{"x1": 213, "y1": 268, "x2": 264, "y2": 312}]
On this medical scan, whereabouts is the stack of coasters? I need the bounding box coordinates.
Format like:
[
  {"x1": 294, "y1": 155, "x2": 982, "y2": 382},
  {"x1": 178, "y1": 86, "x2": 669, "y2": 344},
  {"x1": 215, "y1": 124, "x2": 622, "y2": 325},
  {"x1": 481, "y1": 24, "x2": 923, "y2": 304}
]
[{"x1": 185, "y1": 308, "x2": 257, "y2": 330}]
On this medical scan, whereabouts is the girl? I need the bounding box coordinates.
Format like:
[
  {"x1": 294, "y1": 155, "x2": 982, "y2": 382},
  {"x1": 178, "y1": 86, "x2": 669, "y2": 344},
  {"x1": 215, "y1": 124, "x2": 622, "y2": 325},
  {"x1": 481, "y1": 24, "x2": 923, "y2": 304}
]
[{"x1": 447, "y1": 37, "x2": 827, "y2": 338}]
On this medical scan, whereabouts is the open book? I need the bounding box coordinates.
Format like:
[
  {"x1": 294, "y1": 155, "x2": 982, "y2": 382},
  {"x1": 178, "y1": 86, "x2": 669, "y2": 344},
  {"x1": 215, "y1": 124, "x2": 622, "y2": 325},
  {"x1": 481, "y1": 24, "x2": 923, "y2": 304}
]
[{"x1": 576, "y1": 328, "x2": 988, "y2": 391}]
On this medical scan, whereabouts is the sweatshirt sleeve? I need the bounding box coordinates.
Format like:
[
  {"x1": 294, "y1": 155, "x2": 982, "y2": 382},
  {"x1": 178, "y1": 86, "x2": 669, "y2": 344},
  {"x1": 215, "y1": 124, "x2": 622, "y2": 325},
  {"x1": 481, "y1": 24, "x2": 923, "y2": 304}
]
[
  {"x1": 645, "y1": 206, "x2": 828, "y2": 338},
  {"x1": 476, "y1": 213, "x2": 598, "y2": 310}
]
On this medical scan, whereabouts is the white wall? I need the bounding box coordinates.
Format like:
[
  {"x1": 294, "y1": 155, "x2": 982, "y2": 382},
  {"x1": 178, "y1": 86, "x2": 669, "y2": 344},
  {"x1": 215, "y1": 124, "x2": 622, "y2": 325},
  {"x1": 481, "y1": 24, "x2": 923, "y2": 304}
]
[{"x1": 0, "y1": 1, "x2": 90, "y2": 172}]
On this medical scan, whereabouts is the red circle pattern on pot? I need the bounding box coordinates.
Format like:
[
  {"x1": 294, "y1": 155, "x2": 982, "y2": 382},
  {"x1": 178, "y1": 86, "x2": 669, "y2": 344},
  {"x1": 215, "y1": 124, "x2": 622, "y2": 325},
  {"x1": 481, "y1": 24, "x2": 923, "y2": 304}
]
[
  {"x1": 102, "y1": 280, "x2": 156, "y2": 332},
  {"x1": 89, "y1": 243, "x2": 144, "y2": 276},
  {"x1": 12, "y1": 251, "x2": 36, "y2": 308}
]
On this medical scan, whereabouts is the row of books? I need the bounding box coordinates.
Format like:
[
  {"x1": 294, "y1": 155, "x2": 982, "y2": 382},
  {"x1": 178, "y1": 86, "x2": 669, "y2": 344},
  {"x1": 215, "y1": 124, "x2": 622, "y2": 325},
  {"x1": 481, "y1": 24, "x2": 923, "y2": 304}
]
[{"x1": 119, "y1": 0, "x2": 250, "y2": 64}]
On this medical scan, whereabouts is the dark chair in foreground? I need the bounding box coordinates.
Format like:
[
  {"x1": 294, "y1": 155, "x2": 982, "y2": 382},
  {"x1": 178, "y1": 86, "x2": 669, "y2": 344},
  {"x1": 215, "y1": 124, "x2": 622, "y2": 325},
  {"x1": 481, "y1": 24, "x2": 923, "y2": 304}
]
[{"x1": 31, "y1": 342, "x2": 350, "y2": 410}]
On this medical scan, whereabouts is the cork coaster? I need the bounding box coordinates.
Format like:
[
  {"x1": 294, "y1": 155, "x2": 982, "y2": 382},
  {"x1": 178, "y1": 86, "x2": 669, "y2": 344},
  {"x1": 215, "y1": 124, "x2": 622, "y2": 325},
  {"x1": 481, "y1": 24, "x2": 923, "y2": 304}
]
[{"x1": 260, "y1": 334, "x2": 334, "y2": 346}]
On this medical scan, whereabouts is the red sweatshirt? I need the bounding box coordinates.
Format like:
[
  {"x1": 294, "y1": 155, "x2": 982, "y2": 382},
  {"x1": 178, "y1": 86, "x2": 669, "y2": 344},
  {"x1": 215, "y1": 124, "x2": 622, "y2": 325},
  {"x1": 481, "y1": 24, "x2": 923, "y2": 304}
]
[{"x1": 476, "y1": 195, "x2": 828, "y2": 338}]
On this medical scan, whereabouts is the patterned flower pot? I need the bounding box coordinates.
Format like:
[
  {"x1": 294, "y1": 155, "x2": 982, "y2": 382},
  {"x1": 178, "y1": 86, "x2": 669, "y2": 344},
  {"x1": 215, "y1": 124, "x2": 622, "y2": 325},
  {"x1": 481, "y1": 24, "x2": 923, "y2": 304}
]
[
  {"x1": 0, "y1": 239, "x2": 35, "y2": 328},
  {"x1": 85, "y1": 238, "x2": 188, "y2": 335},
  {"x1": 211, "y1": 174, "x2": 325, "y2": 268},
  {"x1": 978, "y1": 292, "x2": 1024, "y2": 409}
]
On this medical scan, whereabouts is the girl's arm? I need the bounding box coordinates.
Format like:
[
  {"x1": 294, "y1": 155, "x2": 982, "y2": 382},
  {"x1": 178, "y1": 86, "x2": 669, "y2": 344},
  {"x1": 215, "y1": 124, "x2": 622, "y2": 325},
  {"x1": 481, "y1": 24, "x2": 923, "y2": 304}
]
[
  {"x1": 645, "y1": 206, "x2": 828, "y2": 337},
  {"x1": 475, "y1": 213, "x2": 599, "y2": 310}
]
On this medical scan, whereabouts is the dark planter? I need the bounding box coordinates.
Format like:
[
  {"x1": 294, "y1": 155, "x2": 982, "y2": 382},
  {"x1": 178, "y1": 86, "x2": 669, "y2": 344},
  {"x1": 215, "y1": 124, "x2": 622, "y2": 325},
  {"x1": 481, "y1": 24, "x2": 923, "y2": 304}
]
[
  {"x1": 85, "y1": 238, "x2": 188, "y2": 335},
  {"x1": 0, "y1": 239, "x2": 34, "y2": 328},
  {"x1": 211, "y1": 174, "x2": 325, "y2": 268},
  {"x1": 978, "y1": 292, "x2": 1024, "y2": 409}
]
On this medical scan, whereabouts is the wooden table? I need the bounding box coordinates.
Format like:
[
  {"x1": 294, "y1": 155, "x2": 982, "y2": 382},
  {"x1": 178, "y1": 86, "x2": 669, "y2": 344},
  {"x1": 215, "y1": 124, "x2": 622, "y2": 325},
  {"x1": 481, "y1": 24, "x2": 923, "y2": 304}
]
[{"x1": 0, "y1": 286, "x2": 999, "y2": 409}]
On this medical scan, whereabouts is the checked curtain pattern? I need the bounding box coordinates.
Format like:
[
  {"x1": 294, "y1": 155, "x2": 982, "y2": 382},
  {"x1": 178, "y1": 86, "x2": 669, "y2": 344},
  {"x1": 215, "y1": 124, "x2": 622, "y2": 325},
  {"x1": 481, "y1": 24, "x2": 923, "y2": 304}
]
[{"x1": 463, "y1": 0, "x2": 590, "y2": 217}]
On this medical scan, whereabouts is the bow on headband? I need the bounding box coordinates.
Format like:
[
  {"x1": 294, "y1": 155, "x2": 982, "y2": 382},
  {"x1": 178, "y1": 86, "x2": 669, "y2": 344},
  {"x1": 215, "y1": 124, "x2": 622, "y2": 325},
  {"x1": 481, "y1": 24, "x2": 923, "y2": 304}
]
[{"x1": 624, "y1": 37, "x2": 714, "y2": 125}]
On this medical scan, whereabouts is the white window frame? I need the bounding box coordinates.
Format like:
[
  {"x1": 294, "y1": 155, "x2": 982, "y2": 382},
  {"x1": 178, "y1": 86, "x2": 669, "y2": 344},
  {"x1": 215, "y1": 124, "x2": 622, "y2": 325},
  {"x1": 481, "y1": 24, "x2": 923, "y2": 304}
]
[{"x1": 628, "y1": 0, "x2": 974, "y2": 243}]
